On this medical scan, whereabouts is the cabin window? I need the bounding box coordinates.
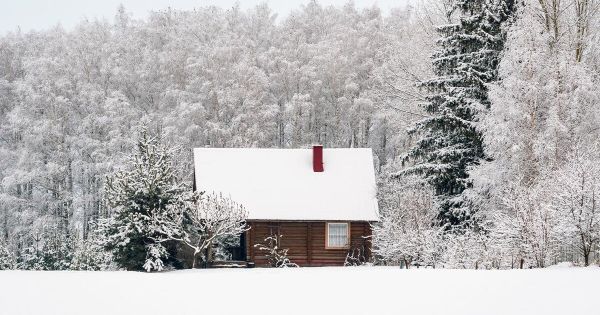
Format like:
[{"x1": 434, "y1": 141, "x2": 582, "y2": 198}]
[{"x1": 326, "y1": 223, "x2": 349, "y2": 248}]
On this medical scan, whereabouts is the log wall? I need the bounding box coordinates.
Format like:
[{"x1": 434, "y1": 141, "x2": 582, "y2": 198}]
[{"x1": 246, "y1": 221, "x2": 372, "y2": 267}]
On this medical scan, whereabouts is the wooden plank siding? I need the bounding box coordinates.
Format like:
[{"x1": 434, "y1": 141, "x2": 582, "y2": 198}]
[{"x1": 246, "y1": 221, "x2": 372, "y2": 267}]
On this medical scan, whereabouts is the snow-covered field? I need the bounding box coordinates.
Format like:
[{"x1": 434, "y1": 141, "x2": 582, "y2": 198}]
[{"x1": 0, "y1": 266, "x2": 598, "y2": 315}]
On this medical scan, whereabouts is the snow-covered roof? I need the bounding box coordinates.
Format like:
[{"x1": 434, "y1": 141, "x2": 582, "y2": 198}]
[{"x1": 193, "y1": 148, "x2": 379, "y2": 221}]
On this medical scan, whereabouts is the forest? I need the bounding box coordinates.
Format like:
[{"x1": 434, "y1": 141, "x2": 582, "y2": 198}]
[{"x1": 1, "y1": 0, "x2": 600, "y2": 270}]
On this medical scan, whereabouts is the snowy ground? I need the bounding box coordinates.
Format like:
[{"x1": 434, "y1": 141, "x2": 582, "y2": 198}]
[{"x1": 0, "y1": 266, "x2": 598, "y2": 315}]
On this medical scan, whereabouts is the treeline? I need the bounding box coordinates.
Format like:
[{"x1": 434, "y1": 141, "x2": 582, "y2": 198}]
[
  {"x1": 0, "y1": 2, "x2": 436, "y2": 269},
  {"x1": 3, "y1": 0, "x2": 599, "y2": 271}
]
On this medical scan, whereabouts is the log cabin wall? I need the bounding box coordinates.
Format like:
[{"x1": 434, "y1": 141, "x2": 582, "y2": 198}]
[{"x1": 246, "y1": 221, "x2": 372, "y2": 267}]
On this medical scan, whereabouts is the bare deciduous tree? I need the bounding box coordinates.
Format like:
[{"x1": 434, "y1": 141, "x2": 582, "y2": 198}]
[
  {"x1": 150, "y1": 192, "x2": 249, "y2": 268},
  {"x1": 551, "y1": 146, "x2": 600, "y2": 266}
]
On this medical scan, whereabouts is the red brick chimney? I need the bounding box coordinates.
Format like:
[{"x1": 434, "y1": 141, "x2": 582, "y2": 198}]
[{"x1": 313, "y1": 145, "x2": 324, "y2": 172}]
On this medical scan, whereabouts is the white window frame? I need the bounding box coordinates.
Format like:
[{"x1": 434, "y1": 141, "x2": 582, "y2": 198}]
[{"x1": 326, "y1": 222, "x2": 350, "y2": 249}]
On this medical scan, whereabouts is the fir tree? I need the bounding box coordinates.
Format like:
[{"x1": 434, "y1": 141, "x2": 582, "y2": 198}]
[
  {"x1": 101, "y1": 130, "x2": 189, "y2": 271},
  {"x1": 0, "y1": 242, "x2": 15, "y2": 270},
  {"x1": 18, "y1": 228, "x2": 75, "y2": 270},
  {"x1": 41, "y1": 231, "x2": 75, "y2": 270},
  {"x1": 400, "y1": 0, "x2": 516, "y2": 227}
]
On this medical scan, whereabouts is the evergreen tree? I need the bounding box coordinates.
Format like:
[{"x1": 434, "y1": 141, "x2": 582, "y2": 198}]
[
  {"x1": 400, "y1": 0, "x2": 516, "y2": 228},
  {"x1": 0, "y1": 242, "x2": 15, "y2": 270},
  {"x1": 18, "y1": 228, "x2": 75, "y2": 270},
  {"x1": 71, "y1": 222, "x2": 113, "y2": 270},
  {"x1": 41, "y1": 231, "x2": 75, "y2": 270},
  {"x1": 101, "y1": 130, "x2": 189, "y2": 271}
]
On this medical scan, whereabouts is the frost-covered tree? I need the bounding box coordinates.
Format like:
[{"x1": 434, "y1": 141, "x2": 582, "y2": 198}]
[
  {"x1": 400, "y1": 0, "x2": 516, "y2": 227},
  {"x1": 373, "y1": 173, "x2": 443, "y2": 268},
  {"x1": 441, "y1": 229, "x2": 490, "y2": 269},
  {"x1": 16, "y1": 226, "x2": 76, "y2": 270},
  {"x1": 101, "y1": 130, "x2": 189, "y2": 271},
  {"x1": 479, "y1": 180, "x2": 558, "y2": 268},
  {"x1": 149, "y1": 192, "x2": 249, "y2": 268},
  {"x1": 475, "y1": 152, "x2": 600, "y2": 268},
  {"x1": 550, "y1": 146, "x2": 600, "y2": 266},
  {"x1": 71, "y1": 223, "x2": 113, "y2": 270},
  {"x1": 0, "y1": 242, "x2": 15, "y2": 270}
]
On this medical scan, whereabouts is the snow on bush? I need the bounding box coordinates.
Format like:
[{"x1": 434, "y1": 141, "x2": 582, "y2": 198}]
[{"x1": 254, "y1": 235, "x2": 298, "y2": 268}]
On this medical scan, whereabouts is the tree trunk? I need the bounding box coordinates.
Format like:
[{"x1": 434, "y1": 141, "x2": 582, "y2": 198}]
[
  {"x1": 519, "y1": 258, "x2": 524, "y2": 269},
  {"x1": 204, "y1": 245, "x2": 213, "y2": 269}
]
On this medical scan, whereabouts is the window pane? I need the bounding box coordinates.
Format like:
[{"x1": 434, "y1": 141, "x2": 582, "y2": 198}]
[{"x1": 328, "y1": 223, "x2": 348, "y2": 247}]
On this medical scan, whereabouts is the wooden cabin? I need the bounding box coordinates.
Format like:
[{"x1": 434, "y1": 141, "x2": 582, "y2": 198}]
[{"x1": 193, "y1": 145, "x2": 379, "y2": 267}]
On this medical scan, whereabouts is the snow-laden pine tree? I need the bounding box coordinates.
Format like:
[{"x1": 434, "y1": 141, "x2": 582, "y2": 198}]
[
  {"x1": 0, "y1": 242, "x2": 15, "y2": 270},
  {"x1": 101, "y1": 130, "x2": 190, "y2": 271},
  {"x1": 400, "y1": 0, "x2": 516, "y2": 227},
  {"x1": 17, "y1": 226, "x2": 75, "y2": 270}
]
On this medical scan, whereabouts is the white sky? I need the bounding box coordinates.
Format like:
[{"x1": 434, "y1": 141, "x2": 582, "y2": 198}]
[{"x1": 1, "y1": 0, "x2": 412, "y2": 35}]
